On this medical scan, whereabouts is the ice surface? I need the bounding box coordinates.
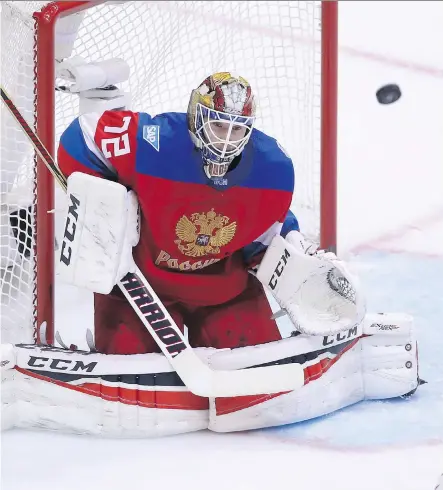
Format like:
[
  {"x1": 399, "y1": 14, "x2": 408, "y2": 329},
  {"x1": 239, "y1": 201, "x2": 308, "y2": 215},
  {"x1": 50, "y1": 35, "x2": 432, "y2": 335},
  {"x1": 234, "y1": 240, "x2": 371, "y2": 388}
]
[{"x1": 2, "y1": 2, "x2": 443, "y2": 489}]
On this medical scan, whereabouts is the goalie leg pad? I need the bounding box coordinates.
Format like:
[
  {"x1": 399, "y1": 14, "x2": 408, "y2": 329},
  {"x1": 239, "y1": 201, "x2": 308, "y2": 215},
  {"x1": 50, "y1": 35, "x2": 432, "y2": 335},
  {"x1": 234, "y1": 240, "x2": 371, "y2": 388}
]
[
  {"x1": 208, "y1": 313, "x2": 420, "y2": 433},
  {"x1": 56, "y1": 172, "x2": 139, "y2": 295},
  {"x1": 2, "y1": 344, "x2": 208, "y2": 436},
  {"x1": 1, "y1": 318, "x2": 420, "y2": 436},
  {"x1": 361, "y1": 312, "x2": 419, "y2": 399}
]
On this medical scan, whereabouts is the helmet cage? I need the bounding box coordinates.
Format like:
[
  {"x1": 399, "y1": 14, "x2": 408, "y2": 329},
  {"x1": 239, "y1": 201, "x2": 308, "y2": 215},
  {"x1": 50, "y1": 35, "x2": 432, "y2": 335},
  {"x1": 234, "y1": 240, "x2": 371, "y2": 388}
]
[{"x1": 194, "y1": 103, "x2": 255, "y2": 177}]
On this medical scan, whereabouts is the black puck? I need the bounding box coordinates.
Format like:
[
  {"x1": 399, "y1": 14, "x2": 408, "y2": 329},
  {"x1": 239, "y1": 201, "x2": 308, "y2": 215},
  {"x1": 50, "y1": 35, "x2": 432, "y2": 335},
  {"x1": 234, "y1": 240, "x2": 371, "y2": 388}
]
[{"x1": 376, "y1": 84, "x2": 401, "y2": 104}]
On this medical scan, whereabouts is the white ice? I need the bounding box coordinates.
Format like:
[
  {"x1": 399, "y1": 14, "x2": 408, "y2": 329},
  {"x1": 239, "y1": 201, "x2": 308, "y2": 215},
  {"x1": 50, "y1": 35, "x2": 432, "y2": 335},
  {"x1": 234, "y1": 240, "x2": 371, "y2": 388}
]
[{"x1": 2, "y1": 2, "x2": 443, "y2": 489}]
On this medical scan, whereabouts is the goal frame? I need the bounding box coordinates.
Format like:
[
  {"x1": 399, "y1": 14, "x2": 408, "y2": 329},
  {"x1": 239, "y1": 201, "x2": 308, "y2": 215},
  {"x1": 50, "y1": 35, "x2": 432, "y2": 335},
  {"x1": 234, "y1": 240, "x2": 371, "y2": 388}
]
[{"x1": 30, "y1": 0, "x2": 338, "y2": 346}]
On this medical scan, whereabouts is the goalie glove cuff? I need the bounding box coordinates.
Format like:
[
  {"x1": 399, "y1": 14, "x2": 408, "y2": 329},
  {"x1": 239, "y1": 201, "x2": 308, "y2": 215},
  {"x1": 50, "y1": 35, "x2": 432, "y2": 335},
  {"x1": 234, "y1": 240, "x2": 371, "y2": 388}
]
[
  {"x1": 285, "y1": 230, "x2": 320, "y2": 256},
  {"x1": 116, "y1": 190, "x2": 140, "y2": 281}
]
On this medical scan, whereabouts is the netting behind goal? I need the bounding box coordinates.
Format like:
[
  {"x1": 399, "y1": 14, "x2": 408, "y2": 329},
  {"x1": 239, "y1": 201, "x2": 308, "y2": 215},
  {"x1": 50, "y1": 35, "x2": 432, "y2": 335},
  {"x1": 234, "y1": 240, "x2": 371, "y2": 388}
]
[{"x1": 0, "y1": 0, "x2": 337, "y2": 345}]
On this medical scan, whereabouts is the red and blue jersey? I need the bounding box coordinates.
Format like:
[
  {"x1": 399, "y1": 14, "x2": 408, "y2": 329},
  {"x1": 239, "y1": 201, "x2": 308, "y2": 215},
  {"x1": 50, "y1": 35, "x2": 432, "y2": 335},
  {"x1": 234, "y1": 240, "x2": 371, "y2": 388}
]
[{"x1": 58, "y1": 110, "x2": 299, "y2": 306}]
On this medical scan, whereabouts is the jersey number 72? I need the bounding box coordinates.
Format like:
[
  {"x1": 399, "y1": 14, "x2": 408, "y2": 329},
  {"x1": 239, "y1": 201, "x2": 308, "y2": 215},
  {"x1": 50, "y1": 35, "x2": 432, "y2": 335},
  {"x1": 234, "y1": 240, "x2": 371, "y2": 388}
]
[{"x1": 101, "y1": 116, "x2": 131, "y2": 158}]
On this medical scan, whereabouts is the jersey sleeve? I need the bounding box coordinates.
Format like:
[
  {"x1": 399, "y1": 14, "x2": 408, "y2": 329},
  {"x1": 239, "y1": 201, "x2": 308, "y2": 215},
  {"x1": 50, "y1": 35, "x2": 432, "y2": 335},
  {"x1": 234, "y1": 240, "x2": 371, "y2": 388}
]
[
  {"x1": 242, "y1": 209, "x2": 300, "y2": 268},
  {"x1": 57, "y1": 110, "x2": 140, "y2": 187}
]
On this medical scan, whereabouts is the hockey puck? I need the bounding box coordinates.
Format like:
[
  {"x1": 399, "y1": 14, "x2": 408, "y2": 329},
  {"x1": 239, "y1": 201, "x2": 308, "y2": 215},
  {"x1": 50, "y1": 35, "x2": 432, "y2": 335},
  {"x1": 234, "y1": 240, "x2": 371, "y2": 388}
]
[{"x1": 376, "y1": 84, "x2": 401, "y2": 104}]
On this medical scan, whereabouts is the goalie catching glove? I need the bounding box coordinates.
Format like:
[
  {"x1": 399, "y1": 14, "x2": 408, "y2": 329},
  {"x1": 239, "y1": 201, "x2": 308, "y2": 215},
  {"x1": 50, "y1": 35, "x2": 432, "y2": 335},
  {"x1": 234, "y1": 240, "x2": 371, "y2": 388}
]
[
  {"x1": 57, "y1": 172, "x2": 139, "y2": 294},
  {"x1": 256, "y1": 230, "x2": 366, "y2": 336}
]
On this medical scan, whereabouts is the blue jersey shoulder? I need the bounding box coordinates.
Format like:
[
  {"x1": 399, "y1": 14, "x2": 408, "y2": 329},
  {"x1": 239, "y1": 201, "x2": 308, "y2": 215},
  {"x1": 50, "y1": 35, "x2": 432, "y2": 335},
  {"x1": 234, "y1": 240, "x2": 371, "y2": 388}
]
[
  {"x1": 243, "y1": 128, "x2": 295, "y2": 192},
  {"x1": 137, "y1": 112, "x2": 191, "y2": 155},
  {"x1": 135, "y1": 112, "x2": 203, "y2": 183},
  {"x1": 138, "y1": 112, "x2": 189, "y2": 145}
]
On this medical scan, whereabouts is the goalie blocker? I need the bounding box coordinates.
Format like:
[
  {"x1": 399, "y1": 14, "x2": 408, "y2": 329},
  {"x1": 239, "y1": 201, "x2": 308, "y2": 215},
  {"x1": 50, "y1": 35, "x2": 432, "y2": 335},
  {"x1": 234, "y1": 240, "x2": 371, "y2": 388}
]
[
  {"x1": 57, "y1": 172, "x2": 140, "y2": 294},
  {"x1": 2, "y1": 312, "x2": 422, "y2": 436}
]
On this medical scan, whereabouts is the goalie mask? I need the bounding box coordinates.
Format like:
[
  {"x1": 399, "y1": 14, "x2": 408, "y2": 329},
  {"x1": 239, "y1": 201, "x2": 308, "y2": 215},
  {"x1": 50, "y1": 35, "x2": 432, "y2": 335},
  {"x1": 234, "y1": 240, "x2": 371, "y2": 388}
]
[{"x1": 187, "y1": 72, "x2": 256, "y2": 178}]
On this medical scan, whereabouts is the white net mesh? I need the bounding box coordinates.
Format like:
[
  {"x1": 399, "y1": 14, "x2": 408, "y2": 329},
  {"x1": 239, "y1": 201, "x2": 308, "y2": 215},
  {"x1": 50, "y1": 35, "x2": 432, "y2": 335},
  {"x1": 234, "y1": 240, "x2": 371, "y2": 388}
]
[
  {"x1": 1, "y1": 1, "x2": 41, "y2": 344},
  {"x1": 1, "y1": 0, "x2": 325, "y2": 344}
]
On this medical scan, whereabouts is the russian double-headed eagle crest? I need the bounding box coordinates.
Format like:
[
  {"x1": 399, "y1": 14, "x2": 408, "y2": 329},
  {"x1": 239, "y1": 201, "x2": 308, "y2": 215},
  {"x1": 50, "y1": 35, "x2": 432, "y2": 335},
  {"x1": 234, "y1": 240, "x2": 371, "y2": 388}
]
[{"x1": 174, "y1": 209, "x2": 237, "y2": 257}]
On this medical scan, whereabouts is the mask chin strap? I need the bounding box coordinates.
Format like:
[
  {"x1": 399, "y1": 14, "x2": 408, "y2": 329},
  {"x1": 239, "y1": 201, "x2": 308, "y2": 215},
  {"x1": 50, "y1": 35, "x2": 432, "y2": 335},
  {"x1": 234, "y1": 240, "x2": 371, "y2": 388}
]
[{"x1": 201, "y1": 149, "x2": 233, "y2": 179}]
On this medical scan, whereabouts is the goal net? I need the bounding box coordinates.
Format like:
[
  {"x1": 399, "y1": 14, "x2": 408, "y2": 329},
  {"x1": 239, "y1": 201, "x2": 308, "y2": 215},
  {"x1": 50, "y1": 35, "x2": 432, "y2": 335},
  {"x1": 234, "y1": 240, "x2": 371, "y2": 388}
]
[{"x1": 1, "y1": 0, "x2": 337, "y2": 345}]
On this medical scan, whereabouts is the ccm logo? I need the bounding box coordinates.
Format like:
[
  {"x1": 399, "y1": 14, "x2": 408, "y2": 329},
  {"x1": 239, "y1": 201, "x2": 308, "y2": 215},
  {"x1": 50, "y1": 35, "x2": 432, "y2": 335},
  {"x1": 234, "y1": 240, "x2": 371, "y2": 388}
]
[
  {"x1": 323, "y1": 326, "x2": 359, "y2": 346},
  {"x1": 60, "y1": 194, "x2": 80, "y2": 266},
  {"x1": 28, "y1": 356, "x2": 97, "y2": 373},
  {"x1": 268, "y1": 249, "x2": 290, "y2": 290}
]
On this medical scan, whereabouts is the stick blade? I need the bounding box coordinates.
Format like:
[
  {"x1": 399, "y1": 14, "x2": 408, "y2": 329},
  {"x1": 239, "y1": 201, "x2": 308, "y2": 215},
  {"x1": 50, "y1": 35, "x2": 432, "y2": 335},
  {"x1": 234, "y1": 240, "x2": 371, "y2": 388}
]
[{"x1": 173, "y1": 349, "x2": 304, "y2": 398}]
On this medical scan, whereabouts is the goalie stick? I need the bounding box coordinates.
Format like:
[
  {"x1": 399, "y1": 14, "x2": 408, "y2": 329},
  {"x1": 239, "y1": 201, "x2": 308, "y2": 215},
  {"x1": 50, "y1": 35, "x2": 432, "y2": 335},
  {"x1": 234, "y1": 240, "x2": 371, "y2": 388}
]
[{"x1": 1, "y1": 86, "x2": 305, "y2": 398}]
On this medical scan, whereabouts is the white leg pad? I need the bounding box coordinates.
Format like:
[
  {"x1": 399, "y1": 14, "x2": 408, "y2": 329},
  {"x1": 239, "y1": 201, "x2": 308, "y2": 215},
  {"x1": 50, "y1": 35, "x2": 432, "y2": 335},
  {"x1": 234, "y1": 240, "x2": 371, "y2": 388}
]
[
  {"x1": 209, "y1": 313, "x2": 420, "y2": 432},
  {"x1": 361, "y1": 313, "x2": 418, "y2": 399},
  {"x1": 1, "y1": 314, "x2": 420, "y2": 436},
  {"x1": 1, "y1": 344, "x2": 207, "y2": 436}
]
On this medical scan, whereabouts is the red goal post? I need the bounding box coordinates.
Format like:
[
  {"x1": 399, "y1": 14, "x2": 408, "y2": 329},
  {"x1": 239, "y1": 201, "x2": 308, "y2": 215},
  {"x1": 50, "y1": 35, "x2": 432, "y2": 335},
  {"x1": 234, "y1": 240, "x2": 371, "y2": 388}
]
[{"x1": 1, "y1": 0, "x2": 337, "y2": 346}]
